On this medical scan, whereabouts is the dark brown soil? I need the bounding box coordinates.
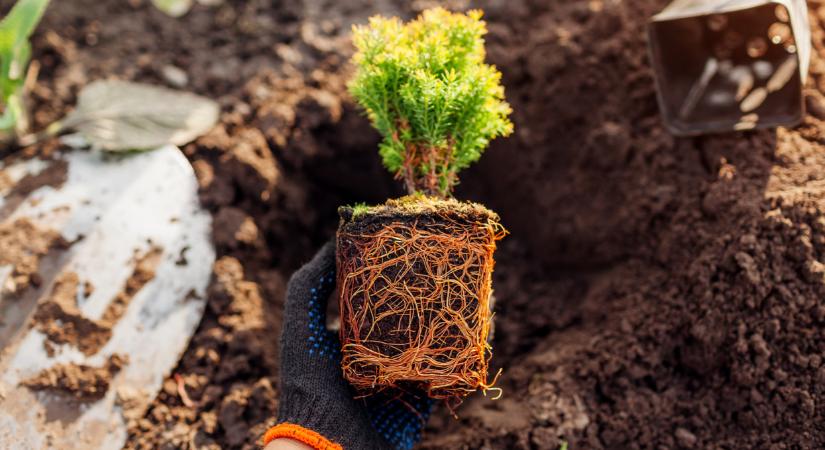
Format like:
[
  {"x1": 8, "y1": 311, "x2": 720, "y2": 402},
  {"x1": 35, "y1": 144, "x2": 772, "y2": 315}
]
[{"x1": 2, "y1": 0, "x2": 824, "y2": 448}]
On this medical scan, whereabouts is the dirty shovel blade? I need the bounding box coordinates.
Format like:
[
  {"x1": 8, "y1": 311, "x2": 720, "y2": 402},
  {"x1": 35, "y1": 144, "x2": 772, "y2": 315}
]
[{"x1": 0, "y1": 145, "x2": 214, "y2": 450}]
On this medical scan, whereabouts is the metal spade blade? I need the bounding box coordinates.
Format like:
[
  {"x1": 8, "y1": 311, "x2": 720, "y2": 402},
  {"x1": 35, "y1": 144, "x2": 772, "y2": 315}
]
[{"x1": 0, "y1": 146, "x2": 214, "y2": 449}]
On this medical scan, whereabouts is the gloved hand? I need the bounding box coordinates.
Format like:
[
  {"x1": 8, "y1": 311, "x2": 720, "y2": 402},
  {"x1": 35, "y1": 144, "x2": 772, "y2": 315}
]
[{"x1": 263, "y1": 242, "x2": 434, "y2": 450}]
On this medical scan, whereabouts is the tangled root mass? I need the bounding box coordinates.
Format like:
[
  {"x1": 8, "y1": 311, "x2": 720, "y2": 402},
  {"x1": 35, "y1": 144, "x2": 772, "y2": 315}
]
[{"x1": 337, "y1": 197, "x2": 505, "y2": 401}]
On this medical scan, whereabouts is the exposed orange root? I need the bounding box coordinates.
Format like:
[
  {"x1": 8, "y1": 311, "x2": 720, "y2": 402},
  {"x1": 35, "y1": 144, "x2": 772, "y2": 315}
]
[{"x1": 337, "y1": 211, "x2": 505, "y2": 401}]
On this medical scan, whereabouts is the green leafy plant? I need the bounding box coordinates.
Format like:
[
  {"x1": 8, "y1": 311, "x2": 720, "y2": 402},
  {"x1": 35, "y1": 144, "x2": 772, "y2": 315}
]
[
  {"x1": 349, "y1": 8, "x2": 513, "y2": 198},
  {"x1": 0, "y1": 0, "x2": 49, "y2": 137}
]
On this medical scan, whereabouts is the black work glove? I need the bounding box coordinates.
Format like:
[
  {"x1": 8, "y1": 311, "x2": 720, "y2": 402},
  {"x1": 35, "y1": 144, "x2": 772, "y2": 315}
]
[{"x1": 265, "y1": 242, "x2": 433, "y2": 450}]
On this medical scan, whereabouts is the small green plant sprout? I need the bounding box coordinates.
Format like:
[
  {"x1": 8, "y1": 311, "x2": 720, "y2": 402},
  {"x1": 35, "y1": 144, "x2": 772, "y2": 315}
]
[
  {"x1": 349, "y1": 8, "x2": 513, "y2": 198},
  {"x1": 0, "y1": 0, "x2": 49, "y2": 138}
]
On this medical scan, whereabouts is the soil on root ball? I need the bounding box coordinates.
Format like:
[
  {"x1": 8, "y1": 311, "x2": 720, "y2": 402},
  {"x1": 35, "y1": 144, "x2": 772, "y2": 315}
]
[
  {"x1": 6, "y1": 0, "x2": 825, "y2": 448},
  {"x1": 336, "y1": 197, "x2": 502, "y2": 399}
]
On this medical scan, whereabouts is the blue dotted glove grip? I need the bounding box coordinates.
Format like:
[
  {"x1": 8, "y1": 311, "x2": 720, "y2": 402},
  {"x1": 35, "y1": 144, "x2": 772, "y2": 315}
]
[
  {"x1": 306, "y1": 271, "x2": 340, "y2": 361},
  {"x1": 305, "y1": 270, "x2": 433, "y2": 450}
]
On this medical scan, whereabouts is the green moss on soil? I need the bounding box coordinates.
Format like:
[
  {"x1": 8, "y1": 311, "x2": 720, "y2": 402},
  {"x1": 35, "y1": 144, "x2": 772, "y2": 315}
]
[{"x1": 339, "y1": 194, "x2": 499, "y2": 228}]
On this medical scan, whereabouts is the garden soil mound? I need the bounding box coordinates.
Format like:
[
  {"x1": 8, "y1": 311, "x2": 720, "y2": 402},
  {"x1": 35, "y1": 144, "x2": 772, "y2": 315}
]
[{"x1": 5, "y1": 0, "x2": 825, "y2": 448}]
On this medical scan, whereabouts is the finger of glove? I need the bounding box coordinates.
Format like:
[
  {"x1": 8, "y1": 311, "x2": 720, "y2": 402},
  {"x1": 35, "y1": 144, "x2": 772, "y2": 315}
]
[
  {"x1": 281, "y1": 241, "x2": 340, "y2": 361},
  {"x1": 366, "y1": 388, "x2": 435, "y2": 450},
  {"x1": 284, "y1": 241, "x2": 335, "y2": 323}
]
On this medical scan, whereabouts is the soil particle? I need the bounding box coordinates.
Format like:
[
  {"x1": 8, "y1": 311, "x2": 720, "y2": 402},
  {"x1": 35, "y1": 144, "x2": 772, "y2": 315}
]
[
  {"x1": 207, "y1": 127, "x2": 280, "y2": 201},
  {"x1": 209, "y1": 257, "x2": 267, "y2": 331},
  {"x1": 100, "y1": 246, "x2": 163, "y2": 325},
  {"x1": 82, "y1": 280, "x2": 94, "y2": 298},
  {"x1": 0, "y1": 169, "x2": 12, "y2": 192},
  {"x1": 33, "y1": 271, "x2": 111, "y2": 356},
  {"x1": 218, "y1": 387, "x2": 254, "y2": 447},
  {"x1": 212, "y1": 207, "x2": 264, "y2": 250},
  {"x1": 33, "y1": 247, "x2": 162, "y2": 356},
  {"x1": 675, "y1": 427, "x2": 697, "y2": 448},
  {"x1": 160, "y1": 64, "x2": 189, "y2": 89},
  {"x1": 0, "y1": 218, "x2": 66, "y2": 295},
  {"x1": 0, "y1": 159, "x2": 67, "y2": 219},
  {"x1": 22, "y1": 354, "x2": 127, "y2": 400},
  {"x1": 805, "y1": 92, "x2": 825, "y2": 120}
]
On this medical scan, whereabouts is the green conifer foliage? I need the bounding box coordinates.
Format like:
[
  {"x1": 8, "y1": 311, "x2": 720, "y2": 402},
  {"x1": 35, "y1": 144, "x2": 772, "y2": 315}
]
[{"x1": 349, "y1": 8, "x2": 513, "y2": 198}]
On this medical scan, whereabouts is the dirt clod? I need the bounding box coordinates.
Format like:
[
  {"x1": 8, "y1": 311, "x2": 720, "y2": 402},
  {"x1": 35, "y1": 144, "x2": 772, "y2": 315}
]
[
  {"x1": 33, "y1": 247, "x2": 163, "y2": 356},
  {"x1": 33, "y1": 271, "x2": 112, "y2": 356},
  {"x1": 22, "y1": 354, "x2": 127, "y2": 400},
  {"x1": 213, "y1": 207, "x2": 263, "y2": 250},
  {"x1": 0, "y1": 160, "x2": 68, "y2": 218},
  {"x1": 0, "y1": 218, "x2": 66, "y2": 295},
  {"x1": 675, "y1": 428, "x2": 697, "y2": 448}
]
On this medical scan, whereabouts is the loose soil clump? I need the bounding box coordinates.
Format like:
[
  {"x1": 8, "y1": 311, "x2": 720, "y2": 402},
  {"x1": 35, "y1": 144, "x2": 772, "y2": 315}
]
[
  {"x1": 0, "y1": 159, "x2": 67, "y2": 219},
  {"x1": 33, "y1": 271, "x2": 111, "y2": 355},
  {"x1": 33, "y1": 247, "x2": 162, "y2": 356},
  {"x1": 0, "y1": 217, "x2": 66, "y2": 295},
  {"x1": 22, "y1": 354, "x2": 127, "y2": 400}
]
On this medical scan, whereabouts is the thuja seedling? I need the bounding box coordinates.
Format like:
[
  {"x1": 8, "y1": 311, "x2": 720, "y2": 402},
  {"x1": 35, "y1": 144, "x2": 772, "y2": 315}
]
[
  {"x1": 337, "y1": 8, "x2": 512, "y2": 403},
  {"x1": 0, "y1": 0, "x2": 49, "y2": 137},
  {"x1": 349, "y1": 8, "x2": 513, "y2": 198}
]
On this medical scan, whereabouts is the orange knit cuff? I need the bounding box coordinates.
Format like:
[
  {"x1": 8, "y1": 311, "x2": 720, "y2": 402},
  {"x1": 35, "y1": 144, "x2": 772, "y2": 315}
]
[{"x1": 262, "y1": 423, "x2": 343, "y2": 450}]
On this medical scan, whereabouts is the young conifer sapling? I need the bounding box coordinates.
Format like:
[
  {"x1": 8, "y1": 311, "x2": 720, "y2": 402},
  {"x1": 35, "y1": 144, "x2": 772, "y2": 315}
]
[{"x1": 337, "y1": 8, "x2": 513, "y2": 402}]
